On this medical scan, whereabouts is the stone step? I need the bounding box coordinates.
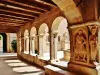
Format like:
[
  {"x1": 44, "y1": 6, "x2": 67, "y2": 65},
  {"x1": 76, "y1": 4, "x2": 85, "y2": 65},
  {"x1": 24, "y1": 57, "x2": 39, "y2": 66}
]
[{"x1": 44, "y1": 65, "x2": 77, "y2": 75}]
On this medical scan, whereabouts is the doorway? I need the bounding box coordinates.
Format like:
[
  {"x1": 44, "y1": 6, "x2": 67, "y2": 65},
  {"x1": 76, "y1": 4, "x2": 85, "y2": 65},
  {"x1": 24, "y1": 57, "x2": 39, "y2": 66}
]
[{"x1": 0, "y1": 33, "x2": 7, "y2": 53}]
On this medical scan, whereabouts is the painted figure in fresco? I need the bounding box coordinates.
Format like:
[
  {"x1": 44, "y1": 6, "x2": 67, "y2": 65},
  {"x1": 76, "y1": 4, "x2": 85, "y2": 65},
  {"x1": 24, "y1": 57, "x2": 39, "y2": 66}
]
[
  {"x1": 74, "y1": 29, "x2": 87, "y2": 62},
  {"x1": 88, "y1": 25, "x2": 98, "y2": 63}
]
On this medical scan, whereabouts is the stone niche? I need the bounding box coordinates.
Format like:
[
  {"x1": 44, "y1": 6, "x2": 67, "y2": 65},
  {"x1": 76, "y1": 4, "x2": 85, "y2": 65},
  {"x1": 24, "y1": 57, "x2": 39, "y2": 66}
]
[{"x1": 68, "y1": 23, "x2": 100, "y2": 75}]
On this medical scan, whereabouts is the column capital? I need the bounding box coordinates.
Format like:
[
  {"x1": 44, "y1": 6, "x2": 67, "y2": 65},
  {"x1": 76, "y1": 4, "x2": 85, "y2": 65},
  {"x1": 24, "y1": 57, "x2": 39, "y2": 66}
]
[
  {"x1": 24, "y1": 36, "x2": 29, "y2": 39},
  {"x1": 52, "y1": 30, "x2": 58, "y2": 34},
  {"x1": 39, "y1": 33, "x2": 45, "y2": 37},
  {"x1": 29, "y1": 35, "x2": 36, "y2": 38},
  {"x1": 52, "y1": 32, "x2": 59, "y2": 38},
  {"x1": 69, "y1": 21, "x2": 100, "y2": 68}
]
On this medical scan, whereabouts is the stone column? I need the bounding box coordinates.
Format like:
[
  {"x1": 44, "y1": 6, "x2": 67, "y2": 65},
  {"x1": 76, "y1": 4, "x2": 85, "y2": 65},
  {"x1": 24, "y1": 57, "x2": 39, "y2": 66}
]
[
  {"x1": 18, "y1": 37, "x2": 21, "y2": 53},
  {"x1": 50, "y1": 31, "x2": 52, "y2": 60},
  {"x1": 21, "y1": 36, "x2": 24, "y2": 53},
  {"x1": 43, "y1": 34, "x2": 46, "y2": 53},
  {"x1": 68, "y1": 22, "x2": 100, "y2": 75},
  {"x1": 62, "y1": 32, "x2": 70, "y2": 61},
  {"x1": 24, "y1": 37, "x2": 26, "y2": 53},
  {"x1": 47, "y1": 34, "x2": 50, "y2": 55},
  {"x1": 98, "y1": 27, "x2": 100, "y2": 63},
  {"x1": 19, "y1": 38, "x2": 21, "y2": 53},
  {"x1": 7, "y1": 33, "x2": 10, "y2": 52},
  {"x1": 54, "y1": 33, "x2": 58, "y2": 59},
  {"x1": 43, "y1": 33, "x2": 50, "y2": 54},
  {"x1": 24, "y1": 36, "x2": 29, "y2": 54},
  {"x1": 30, "y1": 36, "x2": 35, "y2": 55},
  {"x1": 51, "y1": 32, "x2": 58, "y2": 61},
  {"x1": 39, "y1": 34, "x2": 44, "y2": 57},
  {"x1": 62, "y1": 32, "x2": 70, "y2": 50},
  {"x1": 26, "y1": 36, "x2": 29, "y2": 54},
  {"x1": 35, "y1": 36, "x2": 38, "y2": 53},
  {"x1": 18, "y1": 37, "x2": 22, "y2": 54}
]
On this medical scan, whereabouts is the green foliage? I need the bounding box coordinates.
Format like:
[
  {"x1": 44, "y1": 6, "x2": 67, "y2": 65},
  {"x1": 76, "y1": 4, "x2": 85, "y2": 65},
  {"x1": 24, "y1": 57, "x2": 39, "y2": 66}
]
[
  {"x1": 11, "y1": 40, "x2": 17, "y2": 52},
  {"x1": 35, "y1": 49, "x2": 38, "y2": 54},
  {"x1": 0, "y1": 36, "x2": 2, "y2": 40}
]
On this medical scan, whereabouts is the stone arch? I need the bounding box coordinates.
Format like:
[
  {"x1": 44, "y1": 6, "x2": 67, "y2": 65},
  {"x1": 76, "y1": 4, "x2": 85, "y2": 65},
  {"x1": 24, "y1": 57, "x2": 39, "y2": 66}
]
[
  {"x1": 24, "y1": 30, "x2": 29, "y2": 37},
  {"x1": 51, "y1": 0, "x2": 83, "y2": 24},
  {"x1": 52, "y1": 16, "x2": 68, "y2": 33},
  {"x1": 30, "y1": 27, "x2": 37, "y2": 36},
  {"x1": 38, "y1": 23, "x2": 50, "y2": 59},
  {"x1": 39, "y1": 23, "x2": 49, "y2": 34},
  {"x1": 51, "y1": 16, "x2": 70, "y2": 61},
  {"x1": 30, "y1": 27, "x2": 37, "y2": 55}
]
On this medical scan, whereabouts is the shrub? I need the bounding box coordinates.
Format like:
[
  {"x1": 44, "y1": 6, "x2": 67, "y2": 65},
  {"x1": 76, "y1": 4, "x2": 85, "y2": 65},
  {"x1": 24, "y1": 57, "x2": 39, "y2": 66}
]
[
  {"x1": 35, "y1": 49, "x2": 38, "y2": 54},
  {"x1": 11, "y1": 40, "x2": 17, "y2": 52}
]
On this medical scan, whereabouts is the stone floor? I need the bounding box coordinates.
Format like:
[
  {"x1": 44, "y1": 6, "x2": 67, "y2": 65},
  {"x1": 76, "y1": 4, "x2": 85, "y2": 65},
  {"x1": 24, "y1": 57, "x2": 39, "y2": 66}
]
[
  {"x1": 0, "y1": 53, "x2": 44, "y2": 75},
  {"x1": 0, "y1": 53, "x2": 17, "y2": 57}
]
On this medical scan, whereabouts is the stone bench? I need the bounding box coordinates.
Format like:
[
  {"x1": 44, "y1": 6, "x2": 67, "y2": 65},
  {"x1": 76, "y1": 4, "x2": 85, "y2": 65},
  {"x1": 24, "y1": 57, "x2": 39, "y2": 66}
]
[{"x1": 44, "y1": 65, "x2": 76, "y2": 75}]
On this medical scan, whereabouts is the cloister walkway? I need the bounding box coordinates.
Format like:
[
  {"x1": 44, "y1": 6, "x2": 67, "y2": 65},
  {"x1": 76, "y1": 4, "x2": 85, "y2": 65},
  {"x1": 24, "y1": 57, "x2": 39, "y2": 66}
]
[{"x1": 0, "y1": 53, "x2": 44, "y2": 75}]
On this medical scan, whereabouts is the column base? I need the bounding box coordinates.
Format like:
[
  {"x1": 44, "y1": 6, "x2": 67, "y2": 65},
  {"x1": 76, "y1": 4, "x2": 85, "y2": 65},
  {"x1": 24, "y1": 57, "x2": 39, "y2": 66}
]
[
  {"x1": 67, "y1": 62, "x2": 100, "y2": 75},
  {"x1": 50, "y1": 59, "x2": 60, "y2": 63},
  {"x1": 96, "y1": 63, "x2": 100, "y2": 75},
  {"x1": 63, "y1": 50, "x2": 70, "y2": 61}
]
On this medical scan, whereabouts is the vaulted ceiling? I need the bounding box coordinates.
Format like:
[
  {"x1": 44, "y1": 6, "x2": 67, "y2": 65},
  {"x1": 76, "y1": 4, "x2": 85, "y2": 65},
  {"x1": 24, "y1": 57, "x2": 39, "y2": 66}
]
[{"x1": 0, "y1": 0, "x2": 56, "y2": 33}]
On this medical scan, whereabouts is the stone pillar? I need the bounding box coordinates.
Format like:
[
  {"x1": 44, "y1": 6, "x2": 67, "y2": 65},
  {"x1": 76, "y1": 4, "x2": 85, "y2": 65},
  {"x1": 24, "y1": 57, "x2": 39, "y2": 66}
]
[
  {"x1": 17, "y1": 37, "x2": 21, "y2": 54},
  {"x1": 21, "y1": 36, "x2": 24, "y2": 53},
  {"x1": 43, "y1": 34, "x2": 47, "y2": 53},
  {"x1": 43, "y1": 33, "x2": 50, "y2": 54},
  {"x1": 51, "y1": 32, "x2": 58, "y2": 61},
  {"x1": 62, "y1": 32, "x2": 70, "y2": 61},
  {"x1": 98, "y1": 28, "x2": 100, "y2": 63},
  {"x1": 30, "y1": 36, "x2": 35, "y2": 55},
  {"x1": 35, "y1": 36, "x2": 38, "y2": 53},
  {"x1": 24, "y1": 36, "x2": 29, "y2": 54},
  {"x1": 68, "y1": 22, "x2": 100, "y2": 75},
  {"x1": 62, "y1": 32, "x2": 70, "y2": 50},
  {"x1": 54, "y1": 33, "x2": 58, "y2": 59},
  {"x1": 19, "y1": 38, "x2": 21, "y2": 53},
  {"x1": 26, "y1": 37, "x2": 29, "y2": 54},
  {"x1": 7, "y1": 33, "x2": 10, "y2": 52},
  {"x1": 24, "y1": 38, "x2": 26, "y2": 52},
  {"x1": 39, "y1": 34, "x2": 44, "y2": 57},
  {"x1": 50, "y1": 31, "x2": 52, "y2": 60}
]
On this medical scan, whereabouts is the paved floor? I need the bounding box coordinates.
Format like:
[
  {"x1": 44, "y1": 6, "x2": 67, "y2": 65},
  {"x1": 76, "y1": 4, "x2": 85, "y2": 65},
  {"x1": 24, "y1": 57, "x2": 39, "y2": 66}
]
[
  {"x1": 0, "y1": 53, "x2": 44, "y2": 75},
  {"x1": 0, "y1": 53, "x2": 17, "y2": 57}
]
